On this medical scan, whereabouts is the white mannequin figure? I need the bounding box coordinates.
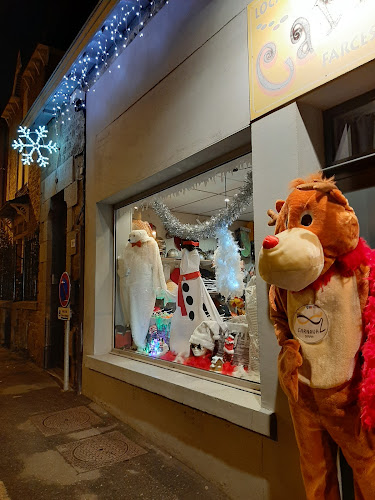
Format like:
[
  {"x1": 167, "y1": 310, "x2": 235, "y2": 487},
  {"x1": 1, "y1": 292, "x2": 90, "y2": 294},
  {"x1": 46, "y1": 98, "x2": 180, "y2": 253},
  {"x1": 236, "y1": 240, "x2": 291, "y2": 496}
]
[{"x1": 117, "y1": 230, "x2": 166, "y2": 349}]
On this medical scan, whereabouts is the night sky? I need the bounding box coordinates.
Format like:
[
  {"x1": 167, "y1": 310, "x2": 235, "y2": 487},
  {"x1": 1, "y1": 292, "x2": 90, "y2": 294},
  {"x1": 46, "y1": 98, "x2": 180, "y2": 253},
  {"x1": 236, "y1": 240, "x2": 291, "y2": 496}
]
[{"x1": 0, "y1": 0, "x2": 100, "y2": 115}]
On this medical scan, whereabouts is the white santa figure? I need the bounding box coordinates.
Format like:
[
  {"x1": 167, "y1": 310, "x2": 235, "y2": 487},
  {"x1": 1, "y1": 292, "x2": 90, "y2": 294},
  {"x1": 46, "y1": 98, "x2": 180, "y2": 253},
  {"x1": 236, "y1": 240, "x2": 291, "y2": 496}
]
[
  {"x1": 117, "y1": 229, "x2": 166, "y2": 349},
  {"x1": 169, "y1": 240, "x2": 224, "y2": 357}
]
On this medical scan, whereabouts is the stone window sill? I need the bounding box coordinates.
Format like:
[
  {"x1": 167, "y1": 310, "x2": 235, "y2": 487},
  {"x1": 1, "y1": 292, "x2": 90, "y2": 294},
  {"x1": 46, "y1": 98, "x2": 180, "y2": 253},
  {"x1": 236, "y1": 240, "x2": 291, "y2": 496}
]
[
  {"x1": 13, "y1": 301, "x2": 38, "y2": 310},
  {"x1": 0, "y1": 300, "x2": 37, "y2": 310},
  {"x1": 85, "y1": 353, "x2": 276, "y2": 438}
]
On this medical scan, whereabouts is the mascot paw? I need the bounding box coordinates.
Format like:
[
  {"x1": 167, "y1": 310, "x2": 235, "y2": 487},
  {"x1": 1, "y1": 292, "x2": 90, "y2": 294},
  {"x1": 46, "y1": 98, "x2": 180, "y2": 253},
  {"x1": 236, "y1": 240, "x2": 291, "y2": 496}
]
[{"x1": 278, "y1": 340, "x2": 302, "y2": 402}]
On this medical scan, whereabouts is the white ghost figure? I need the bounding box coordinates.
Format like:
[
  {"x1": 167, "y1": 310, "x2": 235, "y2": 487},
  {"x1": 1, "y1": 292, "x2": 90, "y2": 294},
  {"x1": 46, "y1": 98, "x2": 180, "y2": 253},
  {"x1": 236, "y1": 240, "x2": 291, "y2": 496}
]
[{"x1": 117, "y1": 229, "x2": 166, "y2": 349}]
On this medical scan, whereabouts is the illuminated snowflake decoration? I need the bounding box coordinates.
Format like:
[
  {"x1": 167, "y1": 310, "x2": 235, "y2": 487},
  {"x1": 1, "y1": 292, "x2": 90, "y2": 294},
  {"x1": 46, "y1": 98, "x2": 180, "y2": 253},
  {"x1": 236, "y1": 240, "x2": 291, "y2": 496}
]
[{"x1": 12, "y1": 126, "x2": 58, "y2": 168}]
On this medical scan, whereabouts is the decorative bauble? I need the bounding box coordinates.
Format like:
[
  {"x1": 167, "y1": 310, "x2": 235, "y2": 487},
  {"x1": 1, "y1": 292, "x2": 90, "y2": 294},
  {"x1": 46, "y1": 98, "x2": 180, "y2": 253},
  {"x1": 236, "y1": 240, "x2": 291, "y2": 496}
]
[{"x1": 167, "y1": 248, "x2": 179, "y2": 258}]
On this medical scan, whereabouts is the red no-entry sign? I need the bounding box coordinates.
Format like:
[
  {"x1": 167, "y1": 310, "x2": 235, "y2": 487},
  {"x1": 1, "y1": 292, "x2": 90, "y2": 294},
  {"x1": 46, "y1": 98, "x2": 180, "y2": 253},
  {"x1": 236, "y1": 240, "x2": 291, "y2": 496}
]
[{"x1": 59, "y1": 272, "x2": 71, "y2": 308}]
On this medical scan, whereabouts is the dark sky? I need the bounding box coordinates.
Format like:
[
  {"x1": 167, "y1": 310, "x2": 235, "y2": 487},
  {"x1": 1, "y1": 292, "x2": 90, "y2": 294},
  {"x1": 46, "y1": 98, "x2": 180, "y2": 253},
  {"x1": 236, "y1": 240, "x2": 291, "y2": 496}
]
[{"x1": 0, "y1": 0, "x2": 100, "y2": 115}]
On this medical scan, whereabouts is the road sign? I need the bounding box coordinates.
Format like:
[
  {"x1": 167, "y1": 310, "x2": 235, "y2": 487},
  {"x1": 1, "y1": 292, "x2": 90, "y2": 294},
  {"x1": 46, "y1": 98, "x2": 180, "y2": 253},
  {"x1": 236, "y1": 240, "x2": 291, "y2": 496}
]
[
  {"x1": 58, "y1": 306, "x2": 71, "y2": 321},
  {"x1": 59, "y1": 272, "x2": 71, "y2": 307}
]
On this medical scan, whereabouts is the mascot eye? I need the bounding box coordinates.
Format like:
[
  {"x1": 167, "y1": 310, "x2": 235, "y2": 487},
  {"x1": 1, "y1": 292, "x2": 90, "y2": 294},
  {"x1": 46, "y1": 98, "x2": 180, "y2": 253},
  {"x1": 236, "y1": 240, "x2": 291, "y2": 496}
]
[{"x1": 300, "y1": 213, "x2": 313, "y2": 226}]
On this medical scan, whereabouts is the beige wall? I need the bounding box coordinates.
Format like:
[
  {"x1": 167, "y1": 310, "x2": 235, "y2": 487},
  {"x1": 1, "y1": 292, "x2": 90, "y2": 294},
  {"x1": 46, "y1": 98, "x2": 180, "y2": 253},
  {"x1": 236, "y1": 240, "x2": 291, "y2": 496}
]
[
  {"x1": 83, "y1": 365, "x2": 302, "y2": 500},
  {"x1": 82, "y1": 1, "x2": 328, "y2": 498}
]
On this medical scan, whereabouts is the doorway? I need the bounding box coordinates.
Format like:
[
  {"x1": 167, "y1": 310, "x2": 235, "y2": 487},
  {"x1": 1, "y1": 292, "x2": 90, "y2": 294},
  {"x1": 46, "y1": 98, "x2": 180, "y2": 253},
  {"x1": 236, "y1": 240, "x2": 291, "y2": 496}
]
[{"x1": 48, "y1": 191, "x2": 67, "y2": 369}]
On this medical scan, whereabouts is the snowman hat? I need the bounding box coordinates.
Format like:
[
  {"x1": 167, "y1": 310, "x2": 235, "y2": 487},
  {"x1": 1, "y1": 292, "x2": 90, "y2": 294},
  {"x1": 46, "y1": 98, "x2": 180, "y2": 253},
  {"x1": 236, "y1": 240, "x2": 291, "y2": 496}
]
[{"x1": 189, "y1": 321, "x2": 221, "y2": 352}]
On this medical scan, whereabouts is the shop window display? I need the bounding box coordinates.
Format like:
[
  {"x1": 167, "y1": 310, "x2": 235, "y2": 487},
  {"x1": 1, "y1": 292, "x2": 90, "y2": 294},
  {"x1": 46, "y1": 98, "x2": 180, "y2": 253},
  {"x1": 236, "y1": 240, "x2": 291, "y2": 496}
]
[{"x1": 114, "y1": 156, "x2": 260, "y2": 384}]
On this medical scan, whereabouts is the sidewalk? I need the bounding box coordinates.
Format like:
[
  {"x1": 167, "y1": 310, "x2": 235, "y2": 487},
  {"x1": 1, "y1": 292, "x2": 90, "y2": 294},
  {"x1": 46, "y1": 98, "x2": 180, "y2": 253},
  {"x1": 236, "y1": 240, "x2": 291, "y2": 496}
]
[{"x1": 0, "y1": 348, "x2": 228, "y2": 500}]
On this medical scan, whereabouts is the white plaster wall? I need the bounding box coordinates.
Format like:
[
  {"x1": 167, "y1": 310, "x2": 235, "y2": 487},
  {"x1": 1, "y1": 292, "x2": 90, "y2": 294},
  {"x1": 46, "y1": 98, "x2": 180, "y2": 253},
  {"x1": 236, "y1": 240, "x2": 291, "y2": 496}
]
[
  {"x1": 85, "y1": 0, "x2": 252, "y2": 356},
  {"x1": 91, "y1": 8, "x2": 250, "y2": 203},
  {"x1": 252, "y1": 102, "x2": 324, "y2": 410},
  {"x1": 83, "y1": 1, "x2": 319, "y2": 499},
  {"x1": 87, "y1": 0, "x2": 251, "y2": 136}
]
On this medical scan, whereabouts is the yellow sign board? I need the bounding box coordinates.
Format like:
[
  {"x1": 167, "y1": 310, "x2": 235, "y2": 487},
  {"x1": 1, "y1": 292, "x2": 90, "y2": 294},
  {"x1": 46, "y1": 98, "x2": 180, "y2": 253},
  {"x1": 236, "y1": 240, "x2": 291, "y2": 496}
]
[
  {"x1": 58, "y1": 307, "x2": 71, "y2": 321},
  {"x1": 248, "y1": 0, "x2": 375, "y2": 119}
]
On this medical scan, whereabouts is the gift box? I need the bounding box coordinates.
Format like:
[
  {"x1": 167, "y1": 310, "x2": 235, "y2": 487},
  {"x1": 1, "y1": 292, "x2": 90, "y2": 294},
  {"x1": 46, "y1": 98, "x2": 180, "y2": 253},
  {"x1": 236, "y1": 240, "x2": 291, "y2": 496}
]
[{"x1": 115, "y1": 330, "x2": 132, "y2": 349}]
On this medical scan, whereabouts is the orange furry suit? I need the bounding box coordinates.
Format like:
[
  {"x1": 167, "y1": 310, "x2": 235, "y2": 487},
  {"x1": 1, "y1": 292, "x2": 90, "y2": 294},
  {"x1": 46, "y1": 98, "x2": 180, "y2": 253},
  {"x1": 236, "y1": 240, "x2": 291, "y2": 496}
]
[{"x1": 258, "y1": 173, "x2": 375, "y2": 499}]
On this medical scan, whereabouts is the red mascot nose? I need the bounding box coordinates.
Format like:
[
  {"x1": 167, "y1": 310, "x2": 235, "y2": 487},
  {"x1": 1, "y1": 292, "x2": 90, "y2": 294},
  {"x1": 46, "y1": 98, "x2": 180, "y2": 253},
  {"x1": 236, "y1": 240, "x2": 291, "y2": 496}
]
[{"x1": 263, "y1": 235, "x2": 279, "y2": 249}]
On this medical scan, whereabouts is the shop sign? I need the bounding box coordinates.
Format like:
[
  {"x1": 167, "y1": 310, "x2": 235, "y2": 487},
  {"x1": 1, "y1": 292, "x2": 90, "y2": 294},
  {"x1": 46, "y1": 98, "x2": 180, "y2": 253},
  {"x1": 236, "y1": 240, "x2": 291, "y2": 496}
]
[
  {"x1": 58, "y1": 306, "x2": 71, "y2": 321},
  {"x1": 248, "y1": 0, "x2": 375, "y2": 119}
]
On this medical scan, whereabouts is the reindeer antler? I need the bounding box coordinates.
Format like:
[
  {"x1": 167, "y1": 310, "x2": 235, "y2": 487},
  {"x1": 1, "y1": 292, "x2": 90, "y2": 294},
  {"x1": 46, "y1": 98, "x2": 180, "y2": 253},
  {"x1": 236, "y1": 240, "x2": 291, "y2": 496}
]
[
  {"x1": 267, "y1": 209, "x2": 278, "y2": 226},
  {"x1": 296, "y1": 176, "x2": 336, "y2": 193}
]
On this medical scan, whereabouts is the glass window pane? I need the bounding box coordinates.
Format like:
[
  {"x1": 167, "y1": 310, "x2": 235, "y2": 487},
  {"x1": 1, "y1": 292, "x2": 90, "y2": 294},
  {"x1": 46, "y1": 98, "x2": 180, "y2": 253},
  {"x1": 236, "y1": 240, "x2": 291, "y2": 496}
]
[
  {"x1": 329, "y1": 98, "x2": 375, "y2": 164},
  {"x1": 114, "y1": 155, "x2": 259, "y2": 385}
]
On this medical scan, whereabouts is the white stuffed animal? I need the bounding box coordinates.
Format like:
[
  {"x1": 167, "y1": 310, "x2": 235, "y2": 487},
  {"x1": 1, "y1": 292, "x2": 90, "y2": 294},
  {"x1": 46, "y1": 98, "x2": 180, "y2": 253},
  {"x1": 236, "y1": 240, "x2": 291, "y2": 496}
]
[{"x1": 117, "y1": 229, "x2": 166, "y2": 349}]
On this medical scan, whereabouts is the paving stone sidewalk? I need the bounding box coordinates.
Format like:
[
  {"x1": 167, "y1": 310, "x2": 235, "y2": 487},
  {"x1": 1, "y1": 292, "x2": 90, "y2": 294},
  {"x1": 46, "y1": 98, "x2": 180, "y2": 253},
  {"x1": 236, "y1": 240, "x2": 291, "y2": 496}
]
[{"x1": 0, "y1": 348, "x2": 228, "y2": 500}]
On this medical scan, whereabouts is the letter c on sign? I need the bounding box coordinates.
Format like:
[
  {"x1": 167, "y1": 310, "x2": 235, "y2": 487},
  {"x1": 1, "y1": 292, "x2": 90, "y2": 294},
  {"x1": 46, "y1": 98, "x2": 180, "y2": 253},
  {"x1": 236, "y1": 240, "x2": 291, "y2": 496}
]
[{"x1": 256, "y1": 42, "x2": 294, "y2": 91}]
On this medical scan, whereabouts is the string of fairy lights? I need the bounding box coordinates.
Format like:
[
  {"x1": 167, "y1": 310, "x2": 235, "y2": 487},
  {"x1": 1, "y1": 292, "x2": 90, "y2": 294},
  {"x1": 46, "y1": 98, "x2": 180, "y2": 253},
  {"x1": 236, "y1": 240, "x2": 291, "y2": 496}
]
[
  {"x1": 12, "y1": 0, "x2": 168, "y2": 164},
  {"x1": 50, "y1": 0, "x2": 167, "y2": 132}
]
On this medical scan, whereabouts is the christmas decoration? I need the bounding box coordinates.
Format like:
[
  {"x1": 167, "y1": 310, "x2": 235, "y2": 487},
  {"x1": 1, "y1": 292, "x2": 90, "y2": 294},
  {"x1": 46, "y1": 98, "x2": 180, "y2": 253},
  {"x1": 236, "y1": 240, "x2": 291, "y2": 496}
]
[
  {"x1": 245, "y1": 275, "x2": 260, "y2": 382},
  {"x1": 214, "y1": 227, "x2": 244, "y2": 299},
  {"x1": 152, "y1": 173, "x2": 253, "y2": 240},
  {"x1": 49, "y1": 0, "x2": 167, "y2": 128},
  {"x1": 169, "y1": 241, "x2": 224, "y2": 357},
  {"x1": 223, "y1": 334, "x2": 235, "y2": 364},
  {"x1": 117, "y1": 230, "x2": 166, "y2": 349},
  {"x1": 12, "y1": 126, "x2": 58, "y2": 168}
]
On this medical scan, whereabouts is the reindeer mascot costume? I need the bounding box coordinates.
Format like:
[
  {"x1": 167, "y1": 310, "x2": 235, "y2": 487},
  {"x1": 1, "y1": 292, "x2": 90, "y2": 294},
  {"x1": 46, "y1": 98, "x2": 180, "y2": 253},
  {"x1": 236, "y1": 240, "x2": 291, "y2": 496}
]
[{"x1": 258, "y1": 173, "x2": 375, "y2": 499}]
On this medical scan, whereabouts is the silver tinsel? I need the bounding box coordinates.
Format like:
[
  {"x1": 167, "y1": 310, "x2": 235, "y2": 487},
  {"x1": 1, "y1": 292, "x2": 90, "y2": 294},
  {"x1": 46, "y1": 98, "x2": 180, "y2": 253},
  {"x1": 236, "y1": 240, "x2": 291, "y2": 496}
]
[{"x1": 151, "y1": 173, "x2": 253, "y2": 239}]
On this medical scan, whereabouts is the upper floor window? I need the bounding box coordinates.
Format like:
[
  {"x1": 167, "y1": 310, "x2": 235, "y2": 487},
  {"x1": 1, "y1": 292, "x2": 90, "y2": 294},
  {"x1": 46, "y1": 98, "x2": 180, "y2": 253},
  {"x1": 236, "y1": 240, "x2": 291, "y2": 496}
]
[{"x1": 324, "y1": 90, "x2": 375, "y2": 167}]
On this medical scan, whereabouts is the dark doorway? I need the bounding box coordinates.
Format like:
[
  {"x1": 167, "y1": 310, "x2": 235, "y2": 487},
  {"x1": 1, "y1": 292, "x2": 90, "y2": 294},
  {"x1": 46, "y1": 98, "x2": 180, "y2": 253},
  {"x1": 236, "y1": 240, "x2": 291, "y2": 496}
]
[
  {"x1": 48, "y1": 191, "x2": 67, "y2": 369},
  {"x1": 3, "y1": 310, "x2": 11, "y2": 348}
]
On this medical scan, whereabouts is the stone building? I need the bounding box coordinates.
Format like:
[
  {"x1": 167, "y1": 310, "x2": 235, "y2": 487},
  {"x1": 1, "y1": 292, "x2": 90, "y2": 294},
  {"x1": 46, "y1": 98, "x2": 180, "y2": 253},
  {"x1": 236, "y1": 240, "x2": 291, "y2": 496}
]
[{"x1": 0, "y1": 43, "x2": 85, "y2": 389}]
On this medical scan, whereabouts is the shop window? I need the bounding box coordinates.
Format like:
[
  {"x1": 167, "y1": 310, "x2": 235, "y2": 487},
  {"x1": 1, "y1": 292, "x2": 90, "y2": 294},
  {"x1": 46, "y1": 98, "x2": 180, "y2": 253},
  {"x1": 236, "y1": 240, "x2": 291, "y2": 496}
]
[
  {"x1": 324, "y1": 90, "x2": 375, "y2": 167},
  {"x1": 114, "y1": 155, "x2": 260, "y2": 387}
]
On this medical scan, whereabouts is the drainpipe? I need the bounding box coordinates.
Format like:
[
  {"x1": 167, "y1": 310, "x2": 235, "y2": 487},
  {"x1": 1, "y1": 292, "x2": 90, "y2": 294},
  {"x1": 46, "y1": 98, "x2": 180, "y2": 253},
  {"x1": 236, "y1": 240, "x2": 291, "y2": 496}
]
[{"x1": 76, "y1": 101, "x2": 86, "y2": 395}]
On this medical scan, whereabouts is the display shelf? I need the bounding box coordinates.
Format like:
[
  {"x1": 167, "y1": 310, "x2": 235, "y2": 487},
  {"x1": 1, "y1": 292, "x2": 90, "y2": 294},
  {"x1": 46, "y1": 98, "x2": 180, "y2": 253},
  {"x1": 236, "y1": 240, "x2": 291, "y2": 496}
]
[{"x1": 161, "y1": 257, "x2": 214, "y2": 266}]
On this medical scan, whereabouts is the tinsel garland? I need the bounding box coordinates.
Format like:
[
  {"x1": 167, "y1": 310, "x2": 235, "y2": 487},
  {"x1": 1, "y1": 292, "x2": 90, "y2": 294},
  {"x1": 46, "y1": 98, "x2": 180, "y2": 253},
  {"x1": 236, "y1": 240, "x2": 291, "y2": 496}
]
[
  {"x1": 151, "y1": 173, "x2": 253, "y2": 240},
  {"x1": 214, "y1": 227, "x2": 244, "y2": 299}
]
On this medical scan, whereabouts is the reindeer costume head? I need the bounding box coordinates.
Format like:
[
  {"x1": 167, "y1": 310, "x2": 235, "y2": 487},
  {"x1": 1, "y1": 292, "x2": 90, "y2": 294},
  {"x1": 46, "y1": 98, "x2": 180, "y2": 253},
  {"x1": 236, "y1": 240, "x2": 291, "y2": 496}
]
[{"x1": 259, "y1": 172, "x2": 359, "y2": 291}]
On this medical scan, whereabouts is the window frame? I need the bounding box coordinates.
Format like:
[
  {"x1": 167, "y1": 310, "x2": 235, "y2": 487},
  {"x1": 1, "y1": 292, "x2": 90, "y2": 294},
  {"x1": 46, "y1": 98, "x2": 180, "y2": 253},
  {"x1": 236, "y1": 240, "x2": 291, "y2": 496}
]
[
  {"x1": 111, "y1": 155, "x2": 260, "y2": 394},
  {"x1": 323, "y1": 89, "x2": 375, "y2": 190}
]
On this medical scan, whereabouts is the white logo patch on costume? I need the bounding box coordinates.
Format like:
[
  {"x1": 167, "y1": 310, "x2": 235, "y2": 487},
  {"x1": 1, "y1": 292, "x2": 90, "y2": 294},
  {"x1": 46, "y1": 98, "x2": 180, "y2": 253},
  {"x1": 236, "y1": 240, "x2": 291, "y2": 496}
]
[{"x1": 293, "y1": 304, "x2": 329, "y2": 344}]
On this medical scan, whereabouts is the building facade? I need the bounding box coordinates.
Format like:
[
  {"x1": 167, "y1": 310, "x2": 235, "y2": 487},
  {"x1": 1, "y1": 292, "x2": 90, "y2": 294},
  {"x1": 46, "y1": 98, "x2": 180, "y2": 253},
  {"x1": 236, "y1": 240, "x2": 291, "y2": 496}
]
[
  {"x1": 0, "y1": 44, "x2": 85, "y2": 389},
  {"x1": 8, "y1": 0, "x2": 375, "y2": 498}
]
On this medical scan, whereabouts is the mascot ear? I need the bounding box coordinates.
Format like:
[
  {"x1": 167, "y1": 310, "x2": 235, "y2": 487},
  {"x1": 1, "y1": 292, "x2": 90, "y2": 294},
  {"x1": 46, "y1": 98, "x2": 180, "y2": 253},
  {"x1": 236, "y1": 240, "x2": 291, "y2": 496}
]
[
  {"x1": 329, "y1": 189, "x2": 352, "y2": 210},
  {"x1": 276, "y1": 200, "x2": 285, "y2": 213}
]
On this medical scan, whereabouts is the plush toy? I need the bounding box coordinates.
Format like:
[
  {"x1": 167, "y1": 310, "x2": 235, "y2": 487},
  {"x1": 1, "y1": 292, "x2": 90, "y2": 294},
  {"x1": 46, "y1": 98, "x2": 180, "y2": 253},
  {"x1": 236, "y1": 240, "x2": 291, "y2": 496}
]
[
  {"x1": 258, "y1": 172, "x2": 375, "y2": 499},
  {"x1": 183, "y1": 320, "x2": 221, "y2": 370},
  {"x1": 117, "y1": 229, "x2": 166, "y2": 349}
]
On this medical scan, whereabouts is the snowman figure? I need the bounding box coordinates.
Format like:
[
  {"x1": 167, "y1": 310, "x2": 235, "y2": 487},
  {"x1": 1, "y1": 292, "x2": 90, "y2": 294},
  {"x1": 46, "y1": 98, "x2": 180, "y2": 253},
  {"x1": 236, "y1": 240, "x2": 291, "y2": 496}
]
[{"x1": 169, "y1": 240, "x2": 223, "y2": 356}]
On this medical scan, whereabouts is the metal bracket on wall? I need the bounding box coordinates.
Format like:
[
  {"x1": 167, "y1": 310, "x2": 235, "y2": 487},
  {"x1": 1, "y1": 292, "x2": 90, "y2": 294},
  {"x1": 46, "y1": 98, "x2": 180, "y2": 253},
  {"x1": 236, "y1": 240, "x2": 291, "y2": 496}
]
[{"x1": 9, "y1": 203, "x2": 29, "y2": 223}]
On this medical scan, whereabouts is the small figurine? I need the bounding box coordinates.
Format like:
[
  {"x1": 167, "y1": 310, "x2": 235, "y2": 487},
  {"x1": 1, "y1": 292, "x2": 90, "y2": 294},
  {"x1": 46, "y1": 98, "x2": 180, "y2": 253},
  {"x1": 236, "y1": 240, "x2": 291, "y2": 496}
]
[
  {"x1": 183, "y1": 321, "x2": 222, "y2": 370},
  {"x1": 223, "y1": 334, "x2": 235, "y2": 364}
]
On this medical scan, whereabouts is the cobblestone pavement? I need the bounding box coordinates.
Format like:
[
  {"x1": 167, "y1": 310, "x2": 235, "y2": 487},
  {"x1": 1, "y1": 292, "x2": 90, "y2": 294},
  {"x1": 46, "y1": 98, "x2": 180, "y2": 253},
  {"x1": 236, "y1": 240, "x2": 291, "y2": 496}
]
[{"x1": 0, "y1": 348, "x2": 228, "y2": 500}]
